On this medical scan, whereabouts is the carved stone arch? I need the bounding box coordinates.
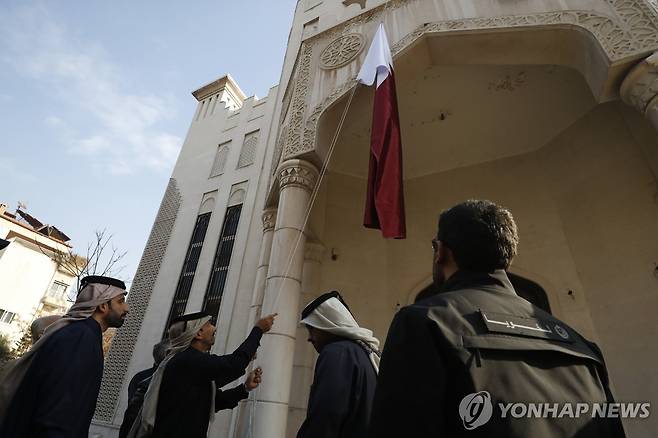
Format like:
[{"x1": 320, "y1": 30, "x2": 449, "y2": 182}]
[
  {"x1": 199, "y1": 193, "x2": 216, "y2": 215},
  {"x1": 304, "y1": 19, "x2": 651, "y2": 165},
  {"x1": 286, "y1": 0, "x2": 658, "y2": 167},
  {"x1": 229, "y1": 183, "x2": 248, "y2": 206}
]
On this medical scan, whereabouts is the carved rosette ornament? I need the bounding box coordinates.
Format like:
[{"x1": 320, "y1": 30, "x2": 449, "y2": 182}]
[
  {"x1": 320, "y1": 33, "x2": 366, "y2": 69},
  {"x1": 277, "y1": 159, "x2": 320, "y2": 193},
  {"x1": 621, "y1": 51, "x2": 658, "y2": 131},
  {"x1": 262, "y1": 208, "x2": 278, "y2": 232}
]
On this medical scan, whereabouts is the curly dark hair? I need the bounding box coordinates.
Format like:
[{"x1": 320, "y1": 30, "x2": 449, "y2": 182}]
[{"x1": 437, "y1": 200, "x2": 518, "y2": 272}]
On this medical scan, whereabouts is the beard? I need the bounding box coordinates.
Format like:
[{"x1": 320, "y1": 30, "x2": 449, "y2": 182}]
[
  {"x1": 106, "y1": 310, "x2": 127, "y2": 328},
  {"x1": 433, "y1": 262, "x2": 446, "y2": 289}
]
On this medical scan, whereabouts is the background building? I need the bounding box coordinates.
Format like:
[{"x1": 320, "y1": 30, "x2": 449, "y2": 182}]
[
  {"x1": 0, "y1": 202, "x2": 77, "y2": 348},
  {"x1": 92, "y1": 1, "x2": 658, "y2": 437}
]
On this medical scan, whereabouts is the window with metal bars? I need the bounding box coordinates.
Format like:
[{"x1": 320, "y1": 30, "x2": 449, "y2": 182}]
[
  {"x1": 0, "y1": 309, "x2": 16, "y2": 324},
  {"x1": 164, "y1": 212, "x2": 212, "y2": 331},
  {"x1": 202, "y1": 204, "x2": 242, "y2": 323}
]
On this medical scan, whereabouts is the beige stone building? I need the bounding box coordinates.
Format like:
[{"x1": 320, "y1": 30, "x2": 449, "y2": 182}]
[
  {"x1": 0, "y1": 203, "x2": 77, "y2": 347},
  {"x1": 91, "y1": 1, "x2": 658, "y2": 437}
]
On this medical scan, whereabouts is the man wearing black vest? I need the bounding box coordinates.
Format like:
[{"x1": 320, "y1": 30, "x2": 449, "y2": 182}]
[{"x1": 369, "y1": 200, "x2": 625, "y2": 438}]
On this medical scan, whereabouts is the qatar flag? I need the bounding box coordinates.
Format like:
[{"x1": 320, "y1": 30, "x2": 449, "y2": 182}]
[{"x1": 357, "y1": 23, "x2": 406, "y2": 239}]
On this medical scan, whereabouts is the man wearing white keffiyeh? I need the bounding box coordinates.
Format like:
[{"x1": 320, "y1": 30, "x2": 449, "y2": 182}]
[
  {"x1": 297, "y1": 291, "x2": 380, "y2": 438},
  {"x1": 127, "y1": 311, "x2": 276, "y2": 438},
  {"x1": 0, "y1": 275, "x2": 129, "y2": 438}
]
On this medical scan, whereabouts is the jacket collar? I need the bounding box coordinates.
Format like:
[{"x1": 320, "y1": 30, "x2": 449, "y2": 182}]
[
  {"x1": 439, "y1": 269, "x2": 516, "y2": 295},
  {"x1": 84, "y1": 316, "x2": 102, "y2": 333}
]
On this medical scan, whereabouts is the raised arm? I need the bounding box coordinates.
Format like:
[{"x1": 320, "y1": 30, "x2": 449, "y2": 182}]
[{"x1": 199, "y1": 314, "x2": 276, "y2": 386}]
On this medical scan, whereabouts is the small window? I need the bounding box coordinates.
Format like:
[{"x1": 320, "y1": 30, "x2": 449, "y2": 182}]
[
  {"x1": 47, "y1": 281, "x2": 68, "y2": 300},
  {"x1": 210, "y1": 142, "x2": 231, "y2": 178},
  {"x1": 0, "y1": 309, "x2": 16, "y2": 324},
  {"x1": 237, "y1": 130, "x2": 259, "y2": 168}
]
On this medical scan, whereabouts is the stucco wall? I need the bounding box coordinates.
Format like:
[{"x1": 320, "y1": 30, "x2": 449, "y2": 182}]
[{"x1": 0, "y1": 239, "x2": 57, "y2": 344}]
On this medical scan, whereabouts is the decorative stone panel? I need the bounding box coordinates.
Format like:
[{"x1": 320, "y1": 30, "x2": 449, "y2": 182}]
[
  {"x1": 622, "y1": 51, "x2": 658, "y2": 110},
  {"x1": 319, "y1": 33, "x2": 365, "y2": 69},
  {"x1": 649, "y1": 0, "x2": 658, "y2": 16},
  {"x1": 621, "y1": 51, "x2": 658, "y2": 130},
  {"x1": 93, "y1": 178, "x2": 182, "y2": 423},
  {"x1": 310, "y1": 1, "x2": 658, "y2": 161},
  {"x1": 278, "y1": 159, "x2": 319, "y2": 193},
  {"x1": 391, "y1": 10, "x2": 658, "y2": 62},
  {"x1": 283, "y1": 44, "x2": 314, "y2": 160},
  {"x1": 273, "y1": 0, "x2": 658, "y2": 197},
  {"x1": 262, "y1": 208, "x2": 278, "y2": 232}
]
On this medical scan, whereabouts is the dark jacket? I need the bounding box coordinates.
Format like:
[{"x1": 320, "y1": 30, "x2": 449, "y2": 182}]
[
  {"x1": 127, "y1": 366, "x2": 157, "y2": 401},
  {"x1": 119, "y1": 372, "x2": 154, "y2": 438},
  {"x1": 369, "y1": 270, "x2": 625, "y2": 438},
  {"x1": 297, "y1": 340, "x2": 377, "y2": 438},
  {"x1": 151, "y1": 327, "x2": 262, "y2": 438},
  {"x1": 0, "y1": 318, "x2": 104, "y2": 438}
]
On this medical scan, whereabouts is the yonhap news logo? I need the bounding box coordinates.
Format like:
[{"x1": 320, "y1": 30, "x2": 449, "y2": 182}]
[
  {"x1": 458, "y1": 392, "x2": 651, "y2": 430},
  {"x1": 458, "y1": 391, "x2": 493, "y2": 430}
]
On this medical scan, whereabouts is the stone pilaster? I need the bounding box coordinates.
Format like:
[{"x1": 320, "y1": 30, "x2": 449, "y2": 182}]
[
  {"x1": 253, "y1": 159, "x2": 319, "y2": 438},
  {"x1": 232, "y1": 208, "x2": 278, "y2": 438},
  {"x1": 287, "y1": 242, "x2": 325, "y2": 437}
]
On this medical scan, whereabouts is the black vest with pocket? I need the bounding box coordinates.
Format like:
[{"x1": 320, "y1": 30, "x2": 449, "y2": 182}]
[{"x1": 390, "y1": 270, "x2": 626, "y2": 438}]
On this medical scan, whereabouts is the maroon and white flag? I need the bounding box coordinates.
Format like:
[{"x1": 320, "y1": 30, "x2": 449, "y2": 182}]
[{"x1": 357, "y1": 23, "x2": 406, "y2": 239}]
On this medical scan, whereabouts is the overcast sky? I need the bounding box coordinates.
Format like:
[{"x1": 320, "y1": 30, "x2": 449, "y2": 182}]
[{"x1": 0, "y1": 0, "x2": 297, "y2": 285}]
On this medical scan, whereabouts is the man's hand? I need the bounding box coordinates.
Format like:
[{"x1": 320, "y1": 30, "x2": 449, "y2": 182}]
[
  {"x1": 245, "y1": 367, "x2": 263, "y2": 391},
  {"x1": 256, "y1": 313, "x2": 277, "y2": 333}
]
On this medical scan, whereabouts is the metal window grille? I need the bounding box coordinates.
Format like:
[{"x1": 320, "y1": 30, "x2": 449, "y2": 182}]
[
  {"x1": 164, "y1": 212, "x2": 212, "y2": 331},
  {"x1": 202, "y1": 204, "x2": 242, "y2": 323}
]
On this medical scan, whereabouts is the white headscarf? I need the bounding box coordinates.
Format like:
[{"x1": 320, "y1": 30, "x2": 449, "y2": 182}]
[
  {"x1": 301, "y1": 296, "x2": 381, "y2": 372},
  {"x1": 0, "y1": 282, "x2": 126, "y2": 420},
  {"x1": 127, "y1": 315, "x2": 213, "y2": 438}
]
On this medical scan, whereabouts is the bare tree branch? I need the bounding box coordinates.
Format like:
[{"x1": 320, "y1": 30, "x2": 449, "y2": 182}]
[{"x1": 34, "y1": 228, "x2": 127, "y2": 298}]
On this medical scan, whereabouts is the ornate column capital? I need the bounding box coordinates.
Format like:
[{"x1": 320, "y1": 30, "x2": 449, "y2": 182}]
[
  {"x1": 304, "y1": 242, "x2": 326, "y2": 263},
  {"x1": 277, "y1": 159, "x2": 320, "y2": 193},
  {"x1": 621, "y1": 51, "x2": 658, "y2": 131},
  {"x1": 262, "y1": 208, "x2": 277, "y2": 232}
]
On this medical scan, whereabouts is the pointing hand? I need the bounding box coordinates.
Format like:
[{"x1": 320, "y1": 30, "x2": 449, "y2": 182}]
[{"x1": 256, "y1": 313, "x2": 277, "y2": 333}]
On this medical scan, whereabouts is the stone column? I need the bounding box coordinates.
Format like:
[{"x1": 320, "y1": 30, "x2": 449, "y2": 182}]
[
  {"x1": 287, "y1": 242, "x2": 325, "y2": 437},
  {"x1": 249, "y1": 208, "x2": 278, "y2": 326},
  {"x1": 621, "y1": 51, "x2": 658, "y2": 132},
  {"x1": 232, "y1": 208, "x2": 277, "y2": 438},
  {"x1": 253, "y1": 159, "x2": 319, "y2": 438}
]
